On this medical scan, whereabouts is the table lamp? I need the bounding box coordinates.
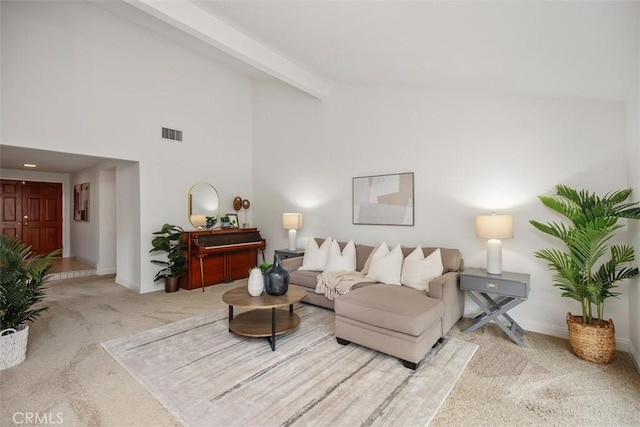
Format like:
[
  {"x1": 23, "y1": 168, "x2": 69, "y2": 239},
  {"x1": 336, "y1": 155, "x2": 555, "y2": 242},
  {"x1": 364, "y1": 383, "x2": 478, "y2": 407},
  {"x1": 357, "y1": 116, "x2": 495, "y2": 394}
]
[
  {"x1": 475, "y1": 213, "x2": 513, "y2": 275},
  {"x1": 282, "y1": 213, "x2": 303, "y2": 251}
]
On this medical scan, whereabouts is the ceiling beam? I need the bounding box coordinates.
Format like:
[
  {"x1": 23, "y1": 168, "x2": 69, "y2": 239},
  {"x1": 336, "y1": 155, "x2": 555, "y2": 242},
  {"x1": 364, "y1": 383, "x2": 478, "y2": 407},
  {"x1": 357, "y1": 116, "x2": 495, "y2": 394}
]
[{"x1": 123, "y1": 0, "x2": 329, "y2": 99}]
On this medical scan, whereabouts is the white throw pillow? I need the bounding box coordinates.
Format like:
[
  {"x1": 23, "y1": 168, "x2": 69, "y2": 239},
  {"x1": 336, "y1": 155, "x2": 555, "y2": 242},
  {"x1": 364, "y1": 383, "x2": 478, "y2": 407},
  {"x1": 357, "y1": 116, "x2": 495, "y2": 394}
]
[
  {"x1": 401, "y1": 247, "x2": 443, "y2": 291},
  {"x1": 298, "y1": 237, "x2": 332, "y2": 271},
  {"x1": 324, "y1": 240, "x2": 357, "y2": 272},
  {"x1": 366, "y1": 243, "x2": 404, "y2": 285}
]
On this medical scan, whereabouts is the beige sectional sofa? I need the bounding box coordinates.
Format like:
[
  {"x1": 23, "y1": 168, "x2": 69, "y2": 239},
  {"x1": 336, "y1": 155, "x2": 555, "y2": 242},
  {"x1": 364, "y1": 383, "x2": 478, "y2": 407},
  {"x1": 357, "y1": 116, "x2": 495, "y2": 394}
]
[{"x1": 281, "y1": 239, "x2": 465, "y2": 369}]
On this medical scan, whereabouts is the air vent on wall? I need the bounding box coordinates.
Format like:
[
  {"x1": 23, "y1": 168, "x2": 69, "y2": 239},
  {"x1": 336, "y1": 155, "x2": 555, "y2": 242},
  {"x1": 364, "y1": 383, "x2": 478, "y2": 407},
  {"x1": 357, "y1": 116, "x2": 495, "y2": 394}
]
[{"x1": 162, "y1": 127, "x2": 183, "y2": 142}]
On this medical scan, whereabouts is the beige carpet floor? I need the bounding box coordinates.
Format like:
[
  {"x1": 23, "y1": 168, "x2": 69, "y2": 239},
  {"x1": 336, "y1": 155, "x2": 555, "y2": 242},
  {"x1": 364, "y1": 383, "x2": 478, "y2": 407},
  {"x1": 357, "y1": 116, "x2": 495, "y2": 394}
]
[{"x1": 1, "y1": 275, "x2": 639, "y2": 426}]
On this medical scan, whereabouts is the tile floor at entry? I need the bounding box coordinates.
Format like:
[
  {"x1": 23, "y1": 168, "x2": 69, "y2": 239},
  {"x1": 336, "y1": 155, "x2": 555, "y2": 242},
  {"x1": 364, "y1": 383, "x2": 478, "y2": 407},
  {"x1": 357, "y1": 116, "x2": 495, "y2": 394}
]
[{"x1": 50, "y1": 258, "x2": 96, "y2": 281}]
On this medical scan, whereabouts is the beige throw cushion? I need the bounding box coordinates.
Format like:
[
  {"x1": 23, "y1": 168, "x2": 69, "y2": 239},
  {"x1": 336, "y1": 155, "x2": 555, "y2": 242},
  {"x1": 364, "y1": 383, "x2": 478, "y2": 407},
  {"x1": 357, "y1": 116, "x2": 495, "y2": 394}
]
[
  {"x1": 360, "y1": 243, "x2": 379, "y2": 275},
  {"x1": 365, "y1": 243, "x2": 404, "y2": 285},
  {"x1": 324, "y1": 240, "x2": 357, "y2": 272},
  {"x1": 400, "y1": 247, "x2": 443, "y2": 291},
  {"x1": 299, "y1": 237, "x2": 332, "y2": 271}
]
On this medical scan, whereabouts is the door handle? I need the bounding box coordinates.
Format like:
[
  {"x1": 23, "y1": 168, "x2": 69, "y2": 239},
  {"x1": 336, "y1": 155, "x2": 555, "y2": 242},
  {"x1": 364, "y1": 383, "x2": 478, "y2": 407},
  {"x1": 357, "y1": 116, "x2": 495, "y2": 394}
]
[{"x1": 23, "y1": 215, "x2": 29, "y2": 219}]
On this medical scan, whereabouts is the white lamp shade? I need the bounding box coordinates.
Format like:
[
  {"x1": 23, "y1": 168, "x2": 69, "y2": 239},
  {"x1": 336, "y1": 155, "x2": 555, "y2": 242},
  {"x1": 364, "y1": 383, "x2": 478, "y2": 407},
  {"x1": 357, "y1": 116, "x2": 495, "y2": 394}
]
[
  {"x1": 282, "y1": 213, "x2": 303, "y2": 230},
  {"x1": 476, "y1": 213, "x2": 513, "y2": 275},
  {"x1": 283, "y1": 213, "x2": 303, "y2": 251},
  {"x1": 475, "y1": 214, "x2": 513, "y2": 239}
]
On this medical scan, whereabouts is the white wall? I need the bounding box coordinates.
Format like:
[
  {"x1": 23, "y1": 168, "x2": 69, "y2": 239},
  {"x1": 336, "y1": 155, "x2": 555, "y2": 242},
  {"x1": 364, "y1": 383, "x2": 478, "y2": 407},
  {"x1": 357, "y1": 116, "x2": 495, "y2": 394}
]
[
  {"x1": 1, "y1": 1, "x2": 254, "y2": 292},
  {"x1": 69, "y1": 162, "x2": 118, "y2": 274},
  {"x1": 98, "y1": 168, "x2": 116, "y2": 275},
  {"x1": 253, "y1": 80, "x2": 634, "y2": 347},
  {"x1": 628, "y1": 98, "x2": 640, "y2": 369},
  {"x1": 627, "y1": 9, "x2": 640, "y2": 368},
  {"x1": 0, "y1": 168, "x2": 71, "y2": 258},
  {"x1": 70, "y1": 168, "x2": 99, "y2": 267}
]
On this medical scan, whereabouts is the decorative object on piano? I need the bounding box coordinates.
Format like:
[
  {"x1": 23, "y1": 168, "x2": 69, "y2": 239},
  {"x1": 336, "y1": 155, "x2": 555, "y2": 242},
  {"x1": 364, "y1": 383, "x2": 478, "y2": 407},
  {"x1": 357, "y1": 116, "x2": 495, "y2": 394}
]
[
  {"x1": 220, "y1": 215, "x2": 232, "y2": 229},
  {"x1": 242, "y1": 199, "x2": 251, "y2": 228},
  {"x1": 247, "y1": 267, "x2": 264, "y2": 297},
  {"x1": 264, "y1": 255, "x2": 289, "y2": 296},
  {"x1": 150, "y1": 224, "x2": 187, "y2": 293},
  {"x1": 226, "y1": 214, "x2": 239, "y2": 229},
  {"x1": 233, "y1": 196, "x2": 243, "y2": 212},
  {"x1": 282, "y1": 213, "x2": 303, "y2": 251},
  {"x1": 188, "y1": 183, "x2": 219, "y2": 229}
]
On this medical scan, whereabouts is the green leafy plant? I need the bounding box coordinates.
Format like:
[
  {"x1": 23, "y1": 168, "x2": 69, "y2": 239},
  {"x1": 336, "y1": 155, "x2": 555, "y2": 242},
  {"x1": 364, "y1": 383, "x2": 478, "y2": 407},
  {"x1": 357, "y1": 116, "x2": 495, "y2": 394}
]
[
  {"x1": 220, "y1": 215, "x2": 230, "y2": 223},
  {"x1": 205, "y1": 216, "x2": 217, "y2": 228},
  {"x1": 0, "y1": 235, "x2": 59, "y2": 330},
  {"x1": 530, "y1": 185, "x2": 640, "y2": 325},
  {"x1": 258, "y1": 261, "x2": 272, "y2": 274},
  {"x1": 150, "y1": 224, "x2": 187, "y2": 281}
]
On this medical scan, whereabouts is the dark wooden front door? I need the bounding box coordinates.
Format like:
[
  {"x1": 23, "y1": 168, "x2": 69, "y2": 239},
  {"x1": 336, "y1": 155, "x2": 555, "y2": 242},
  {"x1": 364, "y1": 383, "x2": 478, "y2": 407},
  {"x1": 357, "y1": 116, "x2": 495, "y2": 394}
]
[{"x1": 0, "y1": 179, "x2": 63, "y2": 254}]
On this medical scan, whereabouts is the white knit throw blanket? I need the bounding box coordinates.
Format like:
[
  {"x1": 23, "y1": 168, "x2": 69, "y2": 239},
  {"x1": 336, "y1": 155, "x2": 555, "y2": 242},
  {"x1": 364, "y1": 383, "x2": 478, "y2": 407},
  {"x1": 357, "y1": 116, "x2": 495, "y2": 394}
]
[{"x1": 315, "y1": 270, "x2": 367, "y2": 301}]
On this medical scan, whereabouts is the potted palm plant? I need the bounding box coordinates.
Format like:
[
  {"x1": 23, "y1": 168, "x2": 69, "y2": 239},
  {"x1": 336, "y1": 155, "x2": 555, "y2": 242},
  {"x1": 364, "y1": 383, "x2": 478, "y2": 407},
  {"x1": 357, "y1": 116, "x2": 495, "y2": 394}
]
[
  {"x1": 0, "y1": 235, "x2": 59, "y2": 370},
  {"x1": 150, "y1": 223, "x2": 187, "y2": 292},
  {"x1": 530, "y1": 185, "x2": 640, "y2": 363}
]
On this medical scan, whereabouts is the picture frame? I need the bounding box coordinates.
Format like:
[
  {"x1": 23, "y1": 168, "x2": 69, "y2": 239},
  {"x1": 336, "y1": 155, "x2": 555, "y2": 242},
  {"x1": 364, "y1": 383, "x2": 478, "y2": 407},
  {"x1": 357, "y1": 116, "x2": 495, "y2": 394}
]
[
  {"x1": 226, "y1": 213, "x2": 240, "y2": 228},
  {"x1": 352, "y1": 172, "x2": 414, "y2": 226},
  {"x1": 74, "y1": 182, "x2": 90, "y2": 222}
]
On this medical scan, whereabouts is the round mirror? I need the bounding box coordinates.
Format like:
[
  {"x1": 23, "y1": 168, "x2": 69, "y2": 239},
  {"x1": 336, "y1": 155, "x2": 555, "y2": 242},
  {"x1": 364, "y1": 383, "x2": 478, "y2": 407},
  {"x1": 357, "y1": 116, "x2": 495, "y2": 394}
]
[{"x1": 188, "y1": 183, "x2": 219, "y2": 229}]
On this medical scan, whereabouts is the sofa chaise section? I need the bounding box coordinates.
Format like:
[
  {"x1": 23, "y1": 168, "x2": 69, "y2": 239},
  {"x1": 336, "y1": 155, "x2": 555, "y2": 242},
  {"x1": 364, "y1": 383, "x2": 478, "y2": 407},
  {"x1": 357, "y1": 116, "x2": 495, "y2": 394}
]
[{"x1": 281, "y1": 239, "x2": 465, "y2": 369}]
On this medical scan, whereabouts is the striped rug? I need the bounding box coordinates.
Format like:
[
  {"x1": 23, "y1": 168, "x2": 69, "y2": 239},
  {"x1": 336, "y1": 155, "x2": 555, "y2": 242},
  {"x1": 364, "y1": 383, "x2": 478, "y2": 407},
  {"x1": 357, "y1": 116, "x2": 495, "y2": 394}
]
[{"x1": 102, "y1": 303, "x2": 477, "y2": 426}]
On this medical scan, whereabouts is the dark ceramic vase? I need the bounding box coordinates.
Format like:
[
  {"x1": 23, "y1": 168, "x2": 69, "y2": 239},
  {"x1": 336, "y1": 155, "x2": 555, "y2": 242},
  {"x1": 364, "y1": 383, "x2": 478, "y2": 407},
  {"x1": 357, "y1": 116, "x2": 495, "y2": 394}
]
[{"x1": 264, "y1": 255, "x2": 289, "y2": 296}]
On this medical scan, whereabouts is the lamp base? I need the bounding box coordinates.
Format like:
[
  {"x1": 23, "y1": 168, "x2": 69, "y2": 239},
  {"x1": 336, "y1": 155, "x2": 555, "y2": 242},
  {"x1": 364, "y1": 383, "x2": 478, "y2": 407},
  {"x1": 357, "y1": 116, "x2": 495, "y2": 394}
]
[
  {"x1": 486, "y1": 239, "x2": 503, "y2": 275},
  {"x1": 288, "y1": 229, "x2": 297, "y2": 251}
]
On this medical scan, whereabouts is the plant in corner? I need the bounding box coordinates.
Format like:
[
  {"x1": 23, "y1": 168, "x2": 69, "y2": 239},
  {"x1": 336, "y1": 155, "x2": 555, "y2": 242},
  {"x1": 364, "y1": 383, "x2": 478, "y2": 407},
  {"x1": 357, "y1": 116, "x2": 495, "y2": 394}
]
[
  {"x1": 150, "y1": 223, "x2": 187, "y2": 293},
  {"x1": 0, "y1": 235, "x2": 59, "y2": 370},
  {"x1": 530, "y1": 184, "x2": 640, "y2": 363}
]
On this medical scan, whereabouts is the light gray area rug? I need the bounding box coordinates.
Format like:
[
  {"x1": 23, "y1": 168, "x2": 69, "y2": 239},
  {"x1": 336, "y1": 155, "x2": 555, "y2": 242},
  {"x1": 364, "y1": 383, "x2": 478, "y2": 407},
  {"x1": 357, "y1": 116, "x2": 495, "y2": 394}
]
[{"x1": 102, "y1": 304, "x2": 477, "y2": 427}]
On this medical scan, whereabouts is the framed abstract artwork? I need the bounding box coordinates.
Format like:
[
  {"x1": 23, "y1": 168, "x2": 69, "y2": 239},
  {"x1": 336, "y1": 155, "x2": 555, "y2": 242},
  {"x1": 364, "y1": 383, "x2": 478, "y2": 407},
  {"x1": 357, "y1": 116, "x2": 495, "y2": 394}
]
[
  {"x1": 74, "y1": 182, "x2": 90, "y2": 222},
  {"x1": 352, "y1": 172, "x2": 414, "y2": 226}
]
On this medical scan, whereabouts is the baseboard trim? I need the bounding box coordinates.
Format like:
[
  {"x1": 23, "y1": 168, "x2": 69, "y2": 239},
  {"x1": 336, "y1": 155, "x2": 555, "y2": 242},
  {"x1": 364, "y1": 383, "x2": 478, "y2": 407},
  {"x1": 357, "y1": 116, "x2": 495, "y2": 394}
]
[
  {"x1": 115, "y1": 276, "x2": 141, "y2": 293},
  {"x1": 97, "y1": 267, "x2": 116, "y2": 275},
  {"x1": 515, "y1": 319, "x2": 630, "y2": 352},
  {"x1": 628, "y1": 340, "x2": 640, "y2": 374}
]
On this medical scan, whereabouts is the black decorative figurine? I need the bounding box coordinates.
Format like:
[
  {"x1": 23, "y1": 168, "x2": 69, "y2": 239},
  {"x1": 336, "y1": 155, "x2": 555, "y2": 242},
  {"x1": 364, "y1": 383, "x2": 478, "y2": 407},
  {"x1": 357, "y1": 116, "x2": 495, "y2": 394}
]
[{"x1": 264, "y1": 255, "x2": 289, "y2": 296}]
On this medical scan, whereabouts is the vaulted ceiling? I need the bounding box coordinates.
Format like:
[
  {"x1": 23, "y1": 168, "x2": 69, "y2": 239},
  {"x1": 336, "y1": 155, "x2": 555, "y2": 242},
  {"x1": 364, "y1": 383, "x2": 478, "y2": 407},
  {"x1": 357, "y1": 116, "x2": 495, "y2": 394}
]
[
  {"x1": 3, "y1": 0, "x2": 638, "y2": 174},
  {"x1": 132, "y1": 0, "x2": 638, "y2": 100}
]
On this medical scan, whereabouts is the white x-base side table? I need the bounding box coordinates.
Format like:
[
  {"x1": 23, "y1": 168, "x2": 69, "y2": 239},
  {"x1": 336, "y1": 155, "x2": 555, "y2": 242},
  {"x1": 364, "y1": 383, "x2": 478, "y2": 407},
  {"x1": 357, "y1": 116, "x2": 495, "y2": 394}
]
[{"x1": 460, "y1": 268, "x2": 530, "y2": 347}]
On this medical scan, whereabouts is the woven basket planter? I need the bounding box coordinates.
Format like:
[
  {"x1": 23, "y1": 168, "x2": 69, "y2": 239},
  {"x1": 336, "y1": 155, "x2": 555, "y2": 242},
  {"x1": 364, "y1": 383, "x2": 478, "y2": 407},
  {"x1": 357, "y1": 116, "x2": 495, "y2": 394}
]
[
  {"x1": 0, "y1": 324, "x2": 29, "y2": 370},
  {"x1": 566, "y1": 312, "x2": 615, "y2": 364}
]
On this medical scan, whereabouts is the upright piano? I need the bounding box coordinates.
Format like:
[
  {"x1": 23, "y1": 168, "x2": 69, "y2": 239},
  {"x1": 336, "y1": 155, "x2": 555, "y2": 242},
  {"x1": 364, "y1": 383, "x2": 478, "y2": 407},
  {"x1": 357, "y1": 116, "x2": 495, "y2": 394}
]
[{"x1": 181, "y1": 228, "x2": 266, "y2": 291}]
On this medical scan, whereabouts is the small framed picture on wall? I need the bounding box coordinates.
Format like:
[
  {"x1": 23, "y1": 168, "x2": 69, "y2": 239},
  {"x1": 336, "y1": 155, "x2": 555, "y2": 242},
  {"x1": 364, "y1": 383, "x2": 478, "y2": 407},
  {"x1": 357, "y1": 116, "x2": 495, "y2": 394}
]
[{"x1": 74, "y1": 182, "x2": 90, "y2": 222}]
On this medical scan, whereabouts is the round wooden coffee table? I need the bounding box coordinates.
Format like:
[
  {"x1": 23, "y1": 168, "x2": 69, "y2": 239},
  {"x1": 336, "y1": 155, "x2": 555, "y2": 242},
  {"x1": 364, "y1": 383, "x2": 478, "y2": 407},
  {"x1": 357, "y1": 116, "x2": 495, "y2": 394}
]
[{"x1": 221, "y1": 284, "x2": 306, "y2": 351}]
